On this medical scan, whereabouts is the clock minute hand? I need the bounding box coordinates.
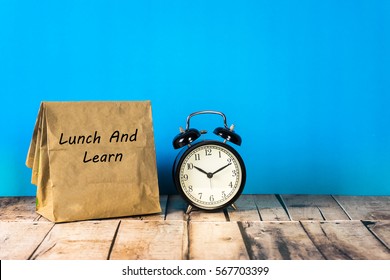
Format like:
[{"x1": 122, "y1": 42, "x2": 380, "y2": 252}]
[{"x1": 212, "y1": 162, "x2": 232, "y2": 175}]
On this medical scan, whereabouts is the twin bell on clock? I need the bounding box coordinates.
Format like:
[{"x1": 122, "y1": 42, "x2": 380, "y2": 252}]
[{"x1": 172, "y1": 110, "x2": 246, "y2": 214}]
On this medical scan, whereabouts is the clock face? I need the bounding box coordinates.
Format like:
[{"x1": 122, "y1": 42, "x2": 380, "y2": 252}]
[{"x1": 174, "y1": 141, "x2": 246, "y2": 210}]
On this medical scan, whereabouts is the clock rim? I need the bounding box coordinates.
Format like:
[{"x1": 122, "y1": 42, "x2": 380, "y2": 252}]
[{"x1": 173, "y1": 140, "x2": 246, "y2": 211}]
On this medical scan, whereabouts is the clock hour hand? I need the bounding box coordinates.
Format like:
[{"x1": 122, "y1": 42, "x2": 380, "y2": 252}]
[
  {"x1": 194, "y1": 165, "x2": 208, "y2": 175},
  {"x1": 194, "y1": 166, "x2": 213, "y2": 179},
  {"x1": 212, "y1": 162, "x2": 232, "y2": 175}
]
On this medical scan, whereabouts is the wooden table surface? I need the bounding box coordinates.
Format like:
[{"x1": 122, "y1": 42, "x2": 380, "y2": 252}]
[{"x1": 1, "y1": 195, "x2": 389, "y2": 260}]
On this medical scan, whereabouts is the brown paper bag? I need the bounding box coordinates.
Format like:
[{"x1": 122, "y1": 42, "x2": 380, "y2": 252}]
[{"x1": 26, "y1": 101, "x2": 161, "y2": 222}]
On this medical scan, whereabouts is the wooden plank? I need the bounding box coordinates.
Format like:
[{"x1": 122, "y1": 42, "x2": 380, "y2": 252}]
[
  {"x1": 0, "y1": 221, "x2": 54, "y2": 259},
  {"x1": 0, "y1": 197, "x2": 41, "y2": 221},
  {"x1": 301, "y1": 221, "x2": 390, "y2": 260},
  {"x1": 110, "y1": 220, "x2": 187, "y2": 260},
  {"x1": 189, "y1": 209, "x2": 227, "y2": 222},
  {"x1": 122, "y1": 195, "x2": 168, "y2": 221},
  {"x1": 165, "y1": 195, "x2": 188, "y2": 221},
  {"x1": 281, "y1": 195, "x2": 350, "y2": 220},
  {"x1": 31, "y1": 220, "x2": 119, "y2": 260},
  {"x1": 239, "y1": 221, "x2": 324, "y2": 260},
  {"x1": 333, "y1": 196, "x2": 390, "y2": 220},
  {"x1": 189, "y1": 221, "x2": 249, "y2": 260},
  {"x1": 253, "y1": 195, "x2": 290, "y2": 221},
  {"x1": 227, "y1": 195, "x2": 261, "y2": 222},
  {"x1": 363, "y1": 220, "x2": 390, "y2": 250},
  {"x1": 166, "y1": 194, "x2": 245, "y2": 222},
  {"x1": 186, "y1": 197, "x2": 227, "y2": 221}
]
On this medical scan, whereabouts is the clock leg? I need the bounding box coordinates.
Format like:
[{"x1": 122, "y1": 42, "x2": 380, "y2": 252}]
[
  {"x1": 230, "y1": 203, "x2": 238, "y2": 211},
  {"x1": 185, "y1": 205, "x2": 193, "y2": 214}
]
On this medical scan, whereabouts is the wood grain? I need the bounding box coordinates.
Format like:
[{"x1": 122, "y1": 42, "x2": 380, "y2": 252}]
[
  {"x1": 0, "y1": 197, "x2": 40, "y2": 221},
  {"x1": 165, "y1": 194, "x2": 229, "y2": 221},
  {"x1": 0, "y1": 195, "x2": 389, "y2": 260},
  {"x1": 363, "y1": 220, "x2": 390, "y2": 250},
  {"x1": 334, "y1": 196, "x2": 390, "y2": 220},
  {"x1": 239, "y1": 221, "x2": 324, "y2": 260},
  {"x1": 281, "y1": 195, "x2": 350, "y2": 220},
  {"x1": 31, "y1": 220, "x2": 119, "y2": 260},
  {"x1": 165, "y1": 194, "x2": 188, "y2": 221},
  {"x1": 227, "y1": 195, "x2": 261, "y2": 222},
  {"x1": 253, "y1": 195, "x2": 290, "y2": 221},
  {"x1": 110, "y1": 220, "x2": 187, "y2": 260},
  {"x1": 123, "y1": 195, "x2": 168, "y2": 221},
  {"x1": 189, "y1": 221, "x2": 249, "y2": 260},
  {"x1": 189, "y1": 209, "x2": 227, "y2": 222},
  {"x1": 301, "y1": 221, "x2": 390, "y2": 259},
  {"x1": 0, "y1": 221, "x2": 54, "y2": 259}
]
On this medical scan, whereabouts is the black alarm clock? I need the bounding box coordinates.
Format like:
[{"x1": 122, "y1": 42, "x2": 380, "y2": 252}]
[{"x1": 172, "y1": 110, "x2": 246, "y2": 213}]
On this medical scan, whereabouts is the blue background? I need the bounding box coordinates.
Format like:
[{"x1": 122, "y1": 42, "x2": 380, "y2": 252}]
[{"x1": 1, "y1": 0, "x2": 389, "y2": 196}]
